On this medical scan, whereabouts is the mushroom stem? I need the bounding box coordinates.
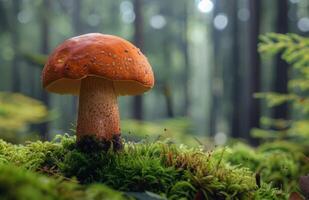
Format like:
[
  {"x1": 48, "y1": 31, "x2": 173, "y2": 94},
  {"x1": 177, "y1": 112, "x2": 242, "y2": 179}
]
[{"x1": 77, "y1": 76, "x2": 120, "y2": 141}]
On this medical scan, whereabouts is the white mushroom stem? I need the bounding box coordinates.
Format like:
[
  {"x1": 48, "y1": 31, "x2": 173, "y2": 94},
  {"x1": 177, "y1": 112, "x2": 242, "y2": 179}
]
[{"x1": 77, "y1": 76, "x2": 120, "y2": 141}]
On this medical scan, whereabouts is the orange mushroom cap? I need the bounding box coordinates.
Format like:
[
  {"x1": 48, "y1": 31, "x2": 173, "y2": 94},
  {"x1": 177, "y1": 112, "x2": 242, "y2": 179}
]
[{"x1": 42, "y1": 33, "x2": 154, "y2": 96}]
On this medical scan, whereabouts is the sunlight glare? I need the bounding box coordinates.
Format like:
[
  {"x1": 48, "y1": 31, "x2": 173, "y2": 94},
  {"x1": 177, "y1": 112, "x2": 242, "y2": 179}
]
[{"x1": 198, "y1": 0, "x2": 214, "y2": 13}]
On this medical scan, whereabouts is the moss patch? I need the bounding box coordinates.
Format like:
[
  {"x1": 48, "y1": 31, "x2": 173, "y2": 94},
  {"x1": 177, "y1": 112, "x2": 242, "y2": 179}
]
[
  {"x1": 0, "y1": 163, "x2": 126, "y2": 200},
  {"x1": 222, "y1": 141, "x2": 308, "y2": 194},
  {"x1": 0, "y1": 135, "x2": 289, "y2": 199}
]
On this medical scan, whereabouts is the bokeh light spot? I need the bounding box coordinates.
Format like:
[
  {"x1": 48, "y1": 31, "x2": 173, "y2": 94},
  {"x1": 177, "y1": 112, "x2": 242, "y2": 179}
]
[
  {"x1": 289, "y1": 0, "x2": 300, "y2": 4},
  {"x1": 214, "y1": 132, "x2": 227, "y2": 146},
  {"x1": 120, "y1": 1, "x2": 135, "y2": 24},
  {"x1": 17, "y1": 10, "x2": 32, "y2": 24},
  {"x1": 120, "y1": 1, "x2": 133, "y2": 13},
  {"x1": 214, "y1": 13, "x2": 228, "y2": 30},
  {"x1": 238, "y1": 8, "x2": 250, "y2": 21},
  {"x1": 298, "y1": 17, "x2": 309, "y2": 32},
  {"x1": 198, "y1": 0, "x2": 214, "y2": 13},
  {"x1": 150, "y1": 15, "x2": 166, "y2": 29}
]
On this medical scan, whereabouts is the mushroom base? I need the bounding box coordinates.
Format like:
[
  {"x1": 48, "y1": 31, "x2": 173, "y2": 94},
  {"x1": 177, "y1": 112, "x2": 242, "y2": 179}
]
[
  {"x1": 77, "y1": 135, "x2": 123, "y2": 152},
  {"x1": 77, "y1": 77, "x2": 120, "y2": 142}
]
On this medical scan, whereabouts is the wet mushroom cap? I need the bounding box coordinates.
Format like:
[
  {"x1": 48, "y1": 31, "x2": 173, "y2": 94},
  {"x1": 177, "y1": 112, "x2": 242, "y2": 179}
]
[{"x1": 42, "y1": 33, "x2": 154, "y2": 96}]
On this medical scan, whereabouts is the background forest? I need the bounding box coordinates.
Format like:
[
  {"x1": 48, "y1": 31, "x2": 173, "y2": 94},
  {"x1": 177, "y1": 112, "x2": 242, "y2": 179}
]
[
  {"x1": 0, "y1": 0, "x2": 308, "y2": 144},
  {"x1": 0, "y1": 0, "x2": 309, "y2": 199}
]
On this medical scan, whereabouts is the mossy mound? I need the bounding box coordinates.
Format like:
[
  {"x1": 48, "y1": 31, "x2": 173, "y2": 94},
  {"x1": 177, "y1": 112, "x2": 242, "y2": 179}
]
[
  {"x1": 0, "y1": 163, "x2": 126, "y2": 200},
  {"x1": 222, "y1": 141, "x2": 309, "y2": 193},
  {"x1": 0, "y1": 135, "x2": 288, "y2": 199}
]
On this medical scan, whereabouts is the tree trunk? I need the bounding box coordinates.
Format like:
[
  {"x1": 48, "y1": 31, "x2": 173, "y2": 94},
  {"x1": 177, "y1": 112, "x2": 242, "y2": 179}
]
[
  {"x1": 274, "y1": 0, "x2": 289, "y2": 119},
  {"x1": 231, "y1": 0, "x2": 241, "y2": 138},
  {"x1": 161, "y1": 26, "x2": 175, "y2": 118},
  {"x1": 38, "y1": 0, "x2": 50, "y2": 140},
  {"x1": 245, "y1": 0, "x2": 261, "y2": 144},
  {"x1": 72, "y1": 0, "x2": 82, "y2": 34},
  {"x1": 11, "y1": 0, "x2": 20, "y2": 92},
  {"x1": 132, "y1": 0, "x2": 144, "y2": 120},
  {"x1": 183, "y1": 0, "x2": 190, "y2": 116},
  {"x1": 163, "y1": 83, "x2": 174, "y2": 118},
  {"x1": 209, "y1": 0, "x2": 222, "y2": 136}
]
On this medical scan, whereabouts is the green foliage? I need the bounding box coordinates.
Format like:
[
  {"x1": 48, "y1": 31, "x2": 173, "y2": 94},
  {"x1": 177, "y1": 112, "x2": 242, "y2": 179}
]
[
  {"x1": 223, "y1": 140, "x2": 308, "y2": 195},
  {"x1": 0, "y1": 135, "x2": 286, "y2": 200},
  {"x1": 257, "y1": 152, "x2": 298, "y2": 190},
  {"x1": 0, "y1": 137, "x2": 62, "y2": 170},
  {"x1": 219, "y1": 143, "x2": 261, "y2": 171},
  {"x1": 0, "y1": 163, "x2": 126, "y2": 200},
  {"x1": 253, "y1": 183, "x2": 286, "y2": 200},
  {"x1": 259, "y1": 33, "x2": 309, "y2": 69},
  {"x1": 0, "y1": 92, "x2": 48, "y2": 142},
  {"x1": 255, "y1": 34, "x2": 309, "y2": 195},
  {"x1": 0, "y1": 92, "x2": 48, "y2": 129},
  {"x1": 254, "y1": 33, "x2": 309, "y2": 146}
]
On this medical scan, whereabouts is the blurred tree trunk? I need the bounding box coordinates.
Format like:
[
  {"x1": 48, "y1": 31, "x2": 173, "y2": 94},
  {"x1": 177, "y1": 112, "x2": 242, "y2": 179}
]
[
  {"x1": 10, "y1": 0, "x2": 20, "y2": 92},
  {"x1": 0, "y1": 2, "x2": 8, "y2": 31},
  {"x1": 209, "y1": 1, "x2": 223, "y2": 136},
  {"x1": 159, "y1": 2, "x2": 175, "y2": 118},
  {"x1": 110, "y1": 1, "x2": 121, "y2": 32},
  {"x1": 72, "y1": 0, "x2": 82, "y2": 34},
  {"x1": 182, "y1": 0, "x2": 190, "y2": 116},
  {"x1": 274, "y1": 0, "x2": 289, "y2": 119},
  {"x1": 245, "y1": 0, "x2": 261, "y2": 144},
  {"x1": 231, "y1": 0, "x2": 241, "y2": 138},
  {"x1": 132, "y1": 0, "x2": 144, "y2": 120},
  {"x1": 163, "y1": 84, "x2": 174, "y2": 118},
  {"x1": 71, "y1": 0, "x2": 82, "y2": 120},
  {"x1": 38, "y1": 0, "x2": 50, "y2": 140},
  {"x1": 162, "y1": 34, "x2": 174, "y2": 118}
]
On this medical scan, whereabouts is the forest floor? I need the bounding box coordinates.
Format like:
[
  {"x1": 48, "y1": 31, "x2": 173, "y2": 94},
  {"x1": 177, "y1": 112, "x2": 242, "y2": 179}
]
[{"x1": 0, "y1": 135, "x2": 307, "y2": 200}]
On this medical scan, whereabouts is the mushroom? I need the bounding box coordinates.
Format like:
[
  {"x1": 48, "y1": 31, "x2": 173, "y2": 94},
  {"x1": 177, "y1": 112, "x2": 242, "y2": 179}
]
[{"x1": 42, "y1": 33, "x2": 154, "y2": 143}]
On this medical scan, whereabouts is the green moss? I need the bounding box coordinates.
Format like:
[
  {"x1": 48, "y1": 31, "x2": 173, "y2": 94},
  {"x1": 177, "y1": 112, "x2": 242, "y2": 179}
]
[
  {"x1": 59, "y1": 137, "x2": 261, "y2": 199},
  {"x1": 0, "y1": 135, "x2": 288, "y2": 200},
  {"x1": 0, "y1": 163, "x2": 126, "y2": 200},
  {"x1": 218, "y1": 143, "x2": 261, "y2": 171},
  {"x1": 253, "y1": 183, "x2": 286, "y2": 200},
  {"x1": 223, "y1": 140, "x2": 308, "y2": 195}
]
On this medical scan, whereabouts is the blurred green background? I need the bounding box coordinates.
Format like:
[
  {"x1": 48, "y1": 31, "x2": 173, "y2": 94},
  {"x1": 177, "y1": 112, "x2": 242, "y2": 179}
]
[{"x1": 0, "y1": 0, "x2": 308, "y2": 145}]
